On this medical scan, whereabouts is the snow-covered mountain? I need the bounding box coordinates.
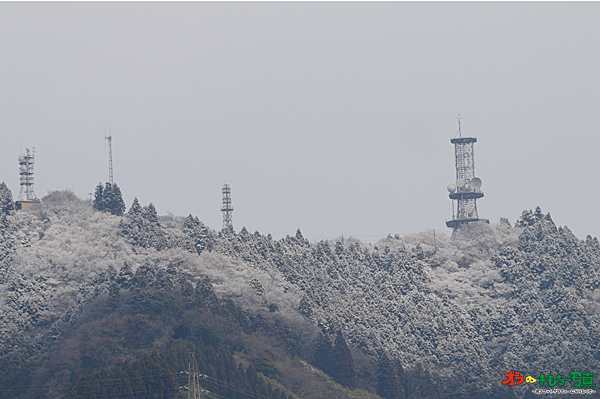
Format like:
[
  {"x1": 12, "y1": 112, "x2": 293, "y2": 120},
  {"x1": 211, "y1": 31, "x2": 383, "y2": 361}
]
[{"x1": 1, "y1": 187, "x2": 598, "y2": 399}]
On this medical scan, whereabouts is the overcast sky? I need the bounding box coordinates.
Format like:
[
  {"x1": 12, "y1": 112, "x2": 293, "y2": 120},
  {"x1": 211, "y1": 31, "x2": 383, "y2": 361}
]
[{"x1": 1, "y1": 2, "x2": 600, "y2": 242}]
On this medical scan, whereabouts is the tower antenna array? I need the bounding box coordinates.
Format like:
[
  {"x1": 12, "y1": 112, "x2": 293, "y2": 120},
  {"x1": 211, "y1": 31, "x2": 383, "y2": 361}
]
[
  {"x1": 16, "y1": 147, "x2": 40, "y2": 210},
  {"x1": 221, "y1": 184, "x2": 234, "y2": 231},
  {"x1": 105, "y1": 128, "x2": 114, "y2": 185},
  {"x1": 446, "y1": 117, "x2": 488, "y2": 230}
]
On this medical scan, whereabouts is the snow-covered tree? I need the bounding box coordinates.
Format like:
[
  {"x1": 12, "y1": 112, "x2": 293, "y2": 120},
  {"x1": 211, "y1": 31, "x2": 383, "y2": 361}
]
[{"x1": 0, "y1": 182, "x2": 16, "y2": 215}]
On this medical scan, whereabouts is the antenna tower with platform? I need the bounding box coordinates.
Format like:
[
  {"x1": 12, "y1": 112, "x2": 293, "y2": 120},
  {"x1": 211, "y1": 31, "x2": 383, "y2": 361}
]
[
  {"x1": 446, "y1": 116, "x2": 488, "y2": 230},
  {"x1": 221, "y1": 184, "x2": 234, "y2": 231}
]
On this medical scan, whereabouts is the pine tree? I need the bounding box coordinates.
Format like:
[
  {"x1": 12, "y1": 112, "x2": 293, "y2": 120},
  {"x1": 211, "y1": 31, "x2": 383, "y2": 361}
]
[
  {"x1": 103, "y1": 182, "x2": 113, "y2": 212},
  {"x1": 313, "y1": 333, "x2": 333, "y2": 375},
  {"x1": 128, "y1": 197, "x2": 143, "y2": 216},
  {"x1": 142, "y1": 203, "x2": 160, "y2": 225},
  {"x1": 183, "y1": 214, "x2": 213, "y2": 254},
  {"x1": 108, "y1": 183, "x2": 126, "y2": 215},
  {"x1": 0, "y1": 212, "x2": 15, "y2": 282},
  {"x1": 108, "y1": 281, "x2": 121, "y2": 311},
  {"x1": 121, "y1": 198, "x2": 166, "y2": 250},
  {"x1": 0, "y1": 182, "x2": 15, "y2": 215},
  {"x1": 93, "y1": 183, "x2": 105, "y2": 211},
  {"x1": 298, "y1": 296, "x2": 312, "y2": 318},
  {"x1": 377, "y1": 352, "x2": 403, "y2": 399},
  {"x1": 92, "y1": 182, "x2": 125, "y2": 215},
  {"x1": 329, "y1": 331, "x2": 357, "y2": 389}
]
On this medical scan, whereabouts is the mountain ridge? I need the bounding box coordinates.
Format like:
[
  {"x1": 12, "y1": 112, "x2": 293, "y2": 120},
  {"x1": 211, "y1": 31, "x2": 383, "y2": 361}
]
[{"x1": 0, "y1": 188, "x2": 598, "y2": 398}]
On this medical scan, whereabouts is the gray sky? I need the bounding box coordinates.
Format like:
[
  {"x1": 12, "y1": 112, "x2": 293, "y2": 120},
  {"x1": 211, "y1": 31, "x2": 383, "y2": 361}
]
[{"x1": 2, "y1": 2, "x2": 600, "y2": 242}]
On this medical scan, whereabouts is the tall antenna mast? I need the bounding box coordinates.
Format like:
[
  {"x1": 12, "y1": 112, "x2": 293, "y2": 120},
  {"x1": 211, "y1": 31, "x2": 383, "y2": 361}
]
[
  {"x1": 221, "y1": 184, "x2": 234, "y2": 231},
  {"x1": 16, "y1": 147, "x2": 40, "y2": 210},
  {"x1": 105, "y1": 127, "x2": 113, "y2": 185},
  {"x1": 445, "y1": 116, "x2": 488, "y2": 230}
]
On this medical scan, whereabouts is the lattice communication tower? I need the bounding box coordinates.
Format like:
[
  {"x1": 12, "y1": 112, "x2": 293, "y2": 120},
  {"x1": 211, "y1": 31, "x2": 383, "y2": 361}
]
[
  {"x1": 446, "y1": 119, "x2": 488, "y2": 230},
  {"x1": 221, "y1": 184, "x2": 234, "y2": 231},
  {"x1": 18, "y1": 148, "x2": 39, "y2": 202}
]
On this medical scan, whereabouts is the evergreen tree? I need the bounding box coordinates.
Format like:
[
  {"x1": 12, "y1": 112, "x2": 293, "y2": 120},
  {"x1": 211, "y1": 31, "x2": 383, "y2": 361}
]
[
  {"x1": 0, "y1": 213, "x2": 15, "y2": 283},
  {"x1": 377, "y1": 352, "x2": 403, "y2": 399},
  {"x1": 409, "y1": 363, "x2": 438, "y2": 398},
  {"x1": 93, "y1": 183, "x2": 105, "y2": 211},
  {"x1": 107, "y1": 281, "x2": 121, "y2": 311},
  {"x1": 298, "y1": 295, "x2": 312, "y2": 318},
  {"x1": 253, "y1": 352, "x2": 279, "y2": 378},
  {"x1": 107, "y1": 183, "x2": 126, "y2": 215},
  {"x1": 128, "y1": 197, "x2": 143, "y2": 216},
  {"x1": 116, "y1": 263, "x2": 134, "y2": 288},
  {"x1": 0, "y1": 182, "x2": 15, "y2": 215},
  {"x1": 119, "y1": 199, "x2": 167, "y2": 250},
  {"x1": 103, "y1": 182, "x2": 113, "y2": 212},
  {"x1": 183, "y1": 214, "x2": 214, "y2": 254},
  {"x1": 142, "y1": 203, "x2": 160, "y2": 225},
  {"x1": 329, "y1": 331, "x2": 357, "y2": 389},
  {"x1": 313, "y1": 333, "x2": 333, "y2": 375},
  {"x1": 92, "y1": 182, "x2": 125, "y2": 215}
]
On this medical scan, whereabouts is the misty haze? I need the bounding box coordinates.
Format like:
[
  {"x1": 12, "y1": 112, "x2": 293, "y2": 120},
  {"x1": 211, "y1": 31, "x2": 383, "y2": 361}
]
[{"x1": 1, "y1": 3, "x2": 599, "y2": 399}]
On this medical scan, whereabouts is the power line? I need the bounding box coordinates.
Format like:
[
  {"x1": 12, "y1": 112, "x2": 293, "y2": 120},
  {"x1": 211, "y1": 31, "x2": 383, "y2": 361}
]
[{"x1": 2, "y1": 361, "x2": 288, "y2": 399}]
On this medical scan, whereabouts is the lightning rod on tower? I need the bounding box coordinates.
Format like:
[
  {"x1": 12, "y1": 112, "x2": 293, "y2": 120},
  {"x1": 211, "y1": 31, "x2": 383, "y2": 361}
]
[
  {"x1": 221, "y1": 184, "x2": 234, "y2": 232},
  {"x1": 446, "y1": 116, "x2": 488, "y2": 230}
]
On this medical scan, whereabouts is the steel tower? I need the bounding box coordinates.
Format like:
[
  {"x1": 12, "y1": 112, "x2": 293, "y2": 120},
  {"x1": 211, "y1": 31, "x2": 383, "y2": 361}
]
[
  {"x1": 187, "y1": 354, "x2": 203, "y2": 399},
  {"x1": 446, "y1": 118, "x2": 488, "y2": 230},
  {"x1": 221, "y1": 184, "x2": 234, "y2": 231},
  {"x1": 17, "y1": 148, "x2": 39, "y2": 203}
]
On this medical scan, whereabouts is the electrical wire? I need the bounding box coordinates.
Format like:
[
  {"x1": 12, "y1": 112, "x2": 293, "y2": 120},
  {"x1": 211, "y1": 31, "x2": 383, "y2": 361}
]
[{"x1": 0, "y1": 366, "x2": 288, "y2": 399}]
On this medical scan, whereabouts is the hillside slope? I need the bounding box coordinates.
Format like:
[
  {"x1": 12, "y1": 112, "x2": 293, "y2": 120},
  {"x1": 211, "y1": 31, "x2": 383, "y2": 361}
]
[{"x1": 1, "y1": 190, "x2": 599, "y2": 398}]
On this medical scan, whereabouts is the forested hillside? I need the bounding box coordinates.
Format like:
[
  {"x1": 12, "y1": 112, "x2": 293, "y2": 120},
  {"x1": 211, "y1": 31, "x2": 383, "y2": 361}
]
[{"x1": 0, "y1": 185, "x2": 598, "y2": 399}]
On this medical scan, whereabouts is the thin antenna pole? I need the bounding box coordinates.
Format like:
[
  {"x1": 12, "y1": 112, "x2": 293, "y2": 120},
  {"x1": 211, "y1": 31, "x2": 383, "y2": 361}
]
[
  {"x1": 457, "y1": 114, "x2": 462, "y2": 138},
  {"x1": 105, "y1": 127, "x2": 113, "y2": 185}
]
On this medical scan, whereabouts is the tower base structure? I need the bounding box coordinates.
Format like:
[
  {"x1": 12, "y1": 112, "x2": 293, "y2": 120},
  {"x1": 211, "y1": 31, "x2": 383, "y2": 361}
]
[
  {"x1": 16, "y1": 200, "x2": 41, "y2": 211},
  {"x1": 446, "y1": 218, "x2": 489, "y2": 230}
]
